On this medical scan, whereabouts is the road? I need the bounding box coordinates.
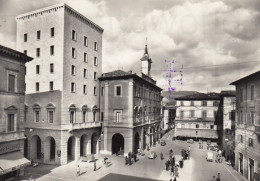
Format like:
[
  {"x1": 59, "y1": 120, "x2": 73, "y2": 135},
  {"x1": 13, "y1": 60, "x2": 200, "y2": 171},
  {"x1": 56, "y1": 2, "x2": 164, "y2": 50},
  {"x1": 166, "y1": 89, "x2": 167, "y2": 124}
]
[{"x1": 18, "y1": 130, "x2": 246, "y2": 181}]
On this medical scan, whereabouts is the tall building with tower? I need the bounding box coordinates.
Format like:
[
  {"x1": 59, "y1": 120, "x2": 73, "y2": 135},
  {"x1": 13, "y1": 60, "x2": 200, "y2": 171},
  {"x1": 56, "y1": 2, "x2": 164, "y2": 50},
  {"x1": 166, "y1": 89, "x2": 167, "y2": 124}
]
[
  {"x1": 99, "y1": 44, "x2": 162, "y2": 156},
  {"x1": 16, "y1": 3, "x2": 103, "y2": 165}
]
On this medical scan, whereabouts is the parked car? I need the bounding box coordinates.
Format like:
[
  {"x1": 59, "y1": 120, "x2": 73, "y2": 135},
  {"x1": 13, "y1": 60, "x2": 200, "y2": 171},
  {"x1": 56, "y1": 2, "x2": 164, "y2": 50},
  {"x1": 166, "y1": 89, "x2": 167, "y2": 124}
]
[
  {"x1": 161, "y1": 140, "x2": 166, "y2": 146},
  {"x1": 206, "y1": 152, "x2": 214, "y2": 162},
  {"x1": 148, "y1": 151, "x2": 157, "y2": 159},
  {"x1": 207, "y1": 143, "x2": 219, "y2": 151},
  {"x1": 187, "y1": 139, "x2": 194, "y2": 144},
  {"x1": 207, "y1": 140, "x2": 211, "y2": 146}
]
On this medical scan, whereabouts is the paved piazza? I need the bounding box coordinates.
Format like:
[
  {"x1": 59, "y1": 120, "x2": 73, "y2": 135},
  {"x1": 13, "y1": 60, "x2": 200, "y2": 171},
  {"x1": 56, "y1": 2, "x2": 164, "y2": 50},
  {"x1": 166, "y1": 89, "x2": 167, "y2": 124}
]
[{"x1": 17, "y1": 130, "x2": 246, "y2": 181}]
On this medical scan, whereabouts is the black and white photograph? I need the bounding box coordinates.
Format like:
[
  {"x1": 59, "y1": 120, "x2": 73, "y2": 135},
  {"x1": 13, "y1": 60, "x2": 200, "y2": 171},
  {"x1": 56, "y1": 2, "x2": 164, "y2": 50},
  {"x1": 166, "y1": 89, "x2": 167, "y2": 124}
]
[{"x1": 0, "y1": 0, "x2": 259, "y2": 180}]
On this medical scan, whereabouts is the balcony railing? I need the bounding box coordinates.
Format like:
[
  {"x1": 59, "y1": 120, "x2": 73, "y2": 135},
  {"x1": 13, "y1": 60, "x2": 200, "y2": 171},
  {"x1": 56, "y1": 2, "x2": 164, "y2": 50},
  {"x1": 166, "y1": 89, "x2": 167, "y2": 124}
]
[
  {"x1": 62, "y1": 122, "x2": 101, "y2": 131},
  {"x1": 0, "y1": 131, "x2": 25, "y2": 142}
]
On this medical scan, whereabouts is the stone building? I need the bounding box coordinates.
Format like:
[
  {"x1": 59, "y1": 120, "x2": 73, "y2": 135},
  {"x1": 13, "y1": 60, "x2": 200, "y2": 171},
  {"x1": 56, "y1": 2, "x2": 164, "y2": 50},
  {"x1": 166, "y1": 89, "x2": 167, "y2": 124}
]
[
  {"x1": 175, "y1": 93, "x2": 220, "y2": 141},
  {"x1": 16, "y1": 3, "x2": 103, "y2": 165},
  {"x1": 230, "y1": 71, "x2": 260, "y2": 181},
  {"x1": 0, "y1": 45, "x2": 32, "y2": 179},
  {"x1": 219, "y1": 91, "x2": 236, "y2": 165},
  {"x1": 99, "y1": 45, "x2": 162, "y2": 156}
]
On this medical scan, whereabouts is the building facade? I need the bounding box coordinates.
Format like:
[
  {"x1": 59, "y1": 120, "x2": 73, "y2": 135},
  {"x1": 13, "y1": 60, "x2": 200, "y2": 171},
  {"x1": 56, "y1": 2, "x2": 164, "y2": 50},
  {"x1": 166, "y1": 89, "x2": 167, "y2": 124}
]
[
  {"x1": 175, "y1": 93, "x2": 220, "y2": 141},
  {"x1": 0, "y1": 45, "x2": 32, "y2": 179},
  {"x1": 16, "y1": 3, "x2": 103, "y2": 165},
  {"x1": 99, "y1": 45, "x2": 162, "y2": 156},
  {"x1": 220, "y1": 91, "x2": 236, "y2": 165},
  {"x1": 230, "y1": 71, "x2": 260, "y2": 181}
]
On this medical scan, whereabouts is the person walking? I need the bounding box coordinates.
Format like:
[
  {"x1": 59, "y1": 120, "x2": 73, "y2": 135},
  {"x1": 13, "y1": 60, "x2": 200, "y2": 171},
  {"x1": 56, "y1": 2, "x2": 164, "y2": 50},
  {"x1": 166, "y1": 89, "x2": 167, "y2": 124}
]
[
  {"x1": 173, "y1": 176, "x2": 177, "y2": 181},
  {"x1": 174, "y1": 166, "x2": 179, "y2": 177},
  {"x1": 125, "y1": 156, "x2": 128, "y2": 165},
  {"x1": 128, "y1": 155, "x2": 132, "y2": 165},
  {"x1": 76, "y1": 165, "x2": 80, "y2": 177},
  {"x1": 211, "y1": 176, "x2": 217, "y2": 181},
  {"x1": 170, "y1": 166, "x2": 174, "y2": 177},
  {"x1": 94, "y1": 161, "x2": 96, "y2": 171},
  {"x1": 160, "y1": 152, "x2": 164, "y2": 160},
  {"x1": 216, "y1": 173, "x2": 221, "y2": 181}
]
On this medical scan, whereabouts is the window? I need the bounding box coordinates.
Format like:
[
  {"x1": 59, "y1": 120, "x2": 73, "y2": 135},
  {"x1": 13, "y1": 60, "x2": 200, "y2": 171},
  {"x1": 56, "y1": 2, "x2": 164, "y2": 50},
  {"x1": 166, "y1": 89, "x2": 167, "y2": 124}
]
[
  {"x1": 48, "y1": 110, "x2": 54, "y2": 123},
  {"x1": 84, "y1": 53, "x2": 88, "y2": 62},
  {"x1": 84, "y1": 36, "x2": 88, "y2": 46},
  {"x1": 50, "y1": 64, "x2": 54, "y2": 73},
  {"x1": 37, "y1": 30, "x2": 41, "y2": 40},
  {"x1": 24, "y1": 50, "x2": 27, "y2": 55},
  {"x1": 36, "y1": 48, "x2": 40, "y2": 57},
  {"x1": 35, "y1": 110, "x2": 40, "y2": 122},
  {"x1": 101, "y1": 87, "x2": 104, "y2": 96},
  {"x1": 210, "y1": 125, "x2": 214, "y2": 129},
  {"x1": 71, "y1": 82, "x2": 75, "y2": 92},
  {"x1": 8, "y1": 74, "x2": 15, "y2": 92},
  {"x1": 240, "y1": 135, "x2": 243, "y2": 143},
  {"x1": 72, "y1": 47, "x2": 76, "y2": 58},
  {"x1": 82, "y1": 111, "x2": 86, "y2": 122},
  {"x1": 249, "y1": 112, "x2": 255, "y2": 125},
  {"x1": 83, "y1": 85, "x2": 87, "y2": 94},
  {"x1": 230, "y1": 110, "x2": 235, "y2": 121},
  {"x1": 83, "y1": 69, "x2": 87, "y2": 78},
  {"x1": 196, "y1": 124, "x2": 199, "y2": 128},
  {"x1": 36, "y1": 65, "x2": 40, "y2": 74},
  {"x1": 24, "y1": 33, "x2": 27, "y2": 42},
  {"x1": 94, "y1": 72, "x2": 97, "y2": 80},
  {"x1": 190, "y1": 101, "x2": 194, "y2": 106},
  {"x1": 249, "y1": 138, "x2": 253, "y2": 147},
  {"x1": 101, "y1": 112, "x2": 104, "y2": 122},
  {"x1": 71, "y1": 65, "x2": 76, "y2": 75},
  {"x1": 94, "y1": 87, "x2": 97, "y2": 96},
  {"x1": 202, "y1": 101, "x2": 207, "y2": 106},
  {"x1": 94, "y1": 42, "x2": 98, "y2": 51},
  {"x1": 36, "y1": 82, "x2": 39, "y2": 92},
  {"x1": 50, "y1": 45, "x2": 54, "y2": 55},
  {"x1": 72, "y1": 30, "x2": 77, "y2": 40},
  {"x1": 115, "y1": 85, "x2": 121, "y2": 96},
  {"x1": 240, "y1": 88, "x2": 243, "y2": 102},
  {"x1": 94, "y1": 57, "x2": 98, "y2": 66},
  {"x1": 24, "y1": 106, "x2": 28, "y2": 122},
  {"x1": 70, "y1": 111, "x2": 75, "y2": 123},
  {"x1": 50, "y1": 27, "x2": 55, "y2": 37},
  {"x1": 250, "y1": 85, "x2": 254, "y2": 100},
  {"x1": 180, "y1": 111, "x2": 184, "y2": 119},
  {"x1": 115, "y1": 111, "x2": 120, "y2": 122},
  {"x1": 49, "y1": 81, "x2": 53, "y2": 91},
  {"x1": 202, "y1": 110, "x2": 207, "y2": 118},
  {"x1": 180, "y1": 101, "x2": 184, "y2": 106},
  {"x1": 7, "y1": 114, "x2": 15, "y2": 132},
  {"x1": 213, "y1": 101, "x2": 219, "y2": 106},
  {"x1": 239, "y1": 111, "x2": 243, "y2": 124},
  {"x1": 190, "y1": 110, "x2": 195, "y2": 117}
]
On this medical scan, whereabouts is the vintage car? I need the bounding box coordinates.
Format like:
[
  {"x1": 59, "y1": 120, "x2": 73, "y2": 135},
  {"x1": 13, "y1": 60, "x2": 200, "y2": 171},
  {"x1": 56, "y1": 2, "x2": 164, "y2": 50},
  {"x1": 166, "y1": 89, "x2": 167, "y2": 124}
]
[
  {"x1": 207, "y1": 143, "x2": 219, "y2": 151},
  {"x1": 187, "y1": 139, "x2": 194, "y2": 144},
  {"x1": 148, "y1": 151, "x2": 157, "y2": 159},
  {"x1": 206, "y1": 152, "x2": 214, "y2": 162},
  {"x1": 160, "y1": 140, "x2": 166, "y2": 146}
]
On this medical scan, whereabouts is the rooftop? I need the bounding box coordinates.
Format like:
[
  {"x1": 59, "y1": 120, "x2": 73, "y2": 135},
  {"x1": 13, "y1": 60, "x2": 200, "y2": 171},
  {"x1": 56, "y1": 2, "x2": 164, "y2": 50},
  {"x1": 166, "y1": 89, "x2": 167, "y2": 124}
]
[
  {"x1": 0, "y1": 44, "x2": 33, "y2": 62},
  {"x1": 230, "y1": 70, "x2": 260, "y2": 85},
  {"x1": 175, "y1": 92, "x2": 220, "y2": 100}
]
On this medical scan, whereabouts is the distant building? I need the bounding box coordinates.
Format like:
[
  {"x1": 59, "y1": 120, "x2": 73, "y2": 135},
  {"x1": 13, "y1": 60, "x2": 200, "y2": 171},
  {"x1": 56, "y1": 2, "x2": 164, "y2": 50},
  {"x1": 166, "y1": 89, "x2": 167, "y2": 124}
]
[
  {"x1": 230, "y1": 71, "x2": 260, "y2": 181},
  {"x1": 16, "y1": 3, "x2": 103, "y2": 165},
  {"x1": 219, "y1": 91, "x2": 236, "y2": 165},
  {"x1": 175, "y1": 93, "x2": 220, "y2": 141},
  {"x1": 99, "y1": 44, "x2": 162, "y2": 155},
  {"x1": 162, "y1": 97, "x2": 175, "y2": 130},
  {"x1": 0, "y1": 45, "x2": 32, "y2": 179}
]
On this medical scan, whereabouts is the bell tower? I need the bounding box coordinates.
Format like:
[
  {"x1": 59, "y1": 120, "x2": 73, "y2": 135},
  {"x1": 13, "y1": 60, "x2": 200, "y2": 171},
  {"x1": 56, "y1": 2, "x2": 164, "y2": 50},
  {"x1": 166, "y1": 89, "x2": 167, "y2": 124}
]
[{"x1": 141, "y1": 38, "x2": 152, "y2": 77}]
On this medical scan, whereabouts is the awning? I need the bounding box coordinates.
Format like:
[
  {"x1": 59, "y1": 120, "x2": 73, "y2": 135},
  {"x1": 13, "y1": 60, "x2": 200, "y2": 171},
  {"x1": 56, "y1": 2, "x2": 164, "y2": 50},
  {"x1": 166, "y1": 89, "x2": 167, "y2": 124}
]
[{"x1": 0, "y1": 151, "x2": 31, "y2": 175}]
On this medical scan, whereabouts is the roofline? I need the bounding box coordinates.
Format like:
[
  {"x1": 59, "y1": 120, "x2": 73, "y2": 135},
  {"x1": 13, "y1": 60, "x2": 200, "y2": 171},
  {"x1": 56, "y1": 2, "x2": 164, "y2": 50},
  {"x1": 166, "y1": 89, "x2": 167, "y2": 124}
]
[
  {"x1": 16, "y1": 3, "x2": 104, "y2": 33},
  {"x1": 99, "y1": 74, "x2": 162, "y2": 91},
  {"x1": 230, "y1": 70, "x2": 260, "y2": 85},
  {"x1": 0, "y1": 45, "x2": 33, "y2": 62}
]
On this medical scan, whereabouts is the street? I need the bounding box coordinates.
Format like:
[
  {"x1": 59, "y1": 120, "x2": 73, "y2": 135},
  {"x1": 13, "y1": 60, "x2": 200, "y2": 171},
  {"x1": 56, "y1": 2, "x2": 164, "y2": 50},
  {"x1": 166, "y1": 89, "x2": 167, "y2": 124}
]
[{"x1": 18, "y1": 130, "x2": 246, "y2": 181}]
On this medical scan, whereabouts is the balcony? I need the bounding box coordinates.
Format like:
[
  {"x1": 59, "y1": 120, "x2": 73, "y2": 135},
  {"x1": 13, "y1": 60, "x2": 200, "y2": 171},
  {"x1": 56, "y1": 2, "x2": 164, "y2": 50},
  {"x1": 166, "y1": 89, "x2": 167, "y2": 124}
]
[
  {"x1": 62, "y1": 122, "x2": 101, "y2": 131},
  {"x1": 0, "y1": 131, "x2": 25, "y2": 142}
]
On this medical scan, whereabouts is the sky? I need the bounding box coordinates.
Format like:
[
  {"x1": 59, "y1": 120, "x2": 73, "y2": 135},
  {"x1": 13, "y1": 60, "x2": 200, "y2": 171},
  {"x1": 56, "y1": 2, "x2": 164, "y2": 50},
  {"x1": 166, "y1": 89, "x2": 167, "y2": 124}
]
[{"x1": 0, "y1": 0, "x2": 259, "y2": 93}]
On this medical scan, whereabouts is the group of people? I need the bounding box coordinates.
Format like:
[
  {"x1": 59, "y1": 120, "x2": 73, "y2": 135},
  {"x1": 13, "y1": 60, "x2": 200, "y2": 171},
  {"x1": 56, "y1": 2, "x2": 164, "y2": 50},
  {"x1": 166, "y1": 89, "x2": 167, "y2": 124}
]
[
  {"x1": 215, "y1": 149, "x2": 222, "y2": 163},
  {"x1": 125, "y1": 152, "x2": 138, "y2": 165},
  {"x1": 212, "y1": 173, "x2": 221, "y2": 181},
  {"x1": 181, "y1": 147, "x2": 190, "y2": 160},
  {"x1": 164, "y1": 149, "x2": 182, "y2": 181}
]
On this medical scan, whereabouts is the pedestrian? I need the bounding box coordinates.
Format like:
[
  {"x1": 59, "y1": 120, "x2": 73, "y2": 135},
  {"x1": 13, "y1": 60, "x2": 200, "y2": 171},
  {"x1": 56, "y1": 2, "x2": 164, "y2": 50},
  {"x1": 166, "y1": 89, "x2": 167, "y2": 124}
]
[
  {"x1": 211, "y1": 176, "x2": 216, "y2": 181},
  {"x1": 94, "y1": 161, "x2": 96, "y2": 171},
  {"x1": 160, "y1": 152, "x2": 164, "y2": 160},
  {"x1": 174, "y1": 166, "x2": 179, "y2": 177},
  {"x1": 179, "y1": 158, "x2": 183, "y2": 168},
  {"x1": 128, "y1": 155, "x2": 132, "y2": 165},
  {"x1": 134, "y1": 154, "x2": 137, "y2": 162},
  {"x1": 170, "y1": 166, "x2": 174, "y2": 177},
  {"x1": 173, "y1": 176, "x2": 177, "y2": 181},
  {"x1": 125, "y1": 156, "x2": 128, "y2": 165},
  {"x1": 216, "y1": 173, "x2": 221, "y2": 181},
  {"x1": 76, "y1": 165, "x2": 80, "y2": 177},
  {"x1": 165, "y1": 161, "x2": 169, "y2": 171},
  {"x1": 188, "y1": 146, "x2": 191, "y2": 152}
]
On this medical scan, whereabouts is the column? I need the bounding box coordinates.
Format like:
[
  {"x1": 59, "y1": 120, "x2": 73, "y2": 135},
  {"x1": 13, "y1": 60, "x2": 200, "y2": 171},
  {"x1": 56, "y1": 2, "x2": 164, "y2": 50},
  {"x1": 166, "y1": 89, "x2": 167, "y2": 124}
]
[
  {"x1": 86, "y1": 139, "x2": 91, "y2": 155},
  {"x1": 96, "y1": 140, "x2": 100, "y2": 154},
  {"x1": 128, "y1": 81, "x2": 134, "y2": 124},
  {"x1": 75, "y1": 136, "x2": 80, "y2": 161},
  {"x1": 43, "y1": 140, "x2": 50, "y2": 163}
]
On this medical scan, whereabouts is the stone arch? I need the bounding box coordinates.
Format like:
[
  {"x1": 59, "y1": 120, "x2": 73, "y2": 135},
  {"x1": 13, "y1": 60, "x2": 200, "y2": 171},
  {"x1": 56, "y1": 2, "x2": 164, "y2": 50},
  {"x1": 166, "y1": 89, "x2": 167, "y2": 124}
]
[
  {"x1": 45, "y1": 136, "x2": 56, "y2": 162},
  {"x1": 67, "y1": 136, "x2": 76, "y2": 161},
  {"x1": 134, "y1": 132, "x2": 140, "y2": 153},
  {"x1": 112, "y1": 133, "x2": 124, "y2": 155},
  {"x1": 24, "y1": 135, "x2": 28, "y2": 158},
  {"x1": 80, "y1": 134, "x2": 88, "y2": 156},
  {"x1": 31, "y1": 135, "x2": 42, "y2": 161},
  {"x1": 143, "y1": 130, "x2": 147, "y2": 149},
  {"x1": 91, "y1": 132, "x2": 99, "y2": 154}
]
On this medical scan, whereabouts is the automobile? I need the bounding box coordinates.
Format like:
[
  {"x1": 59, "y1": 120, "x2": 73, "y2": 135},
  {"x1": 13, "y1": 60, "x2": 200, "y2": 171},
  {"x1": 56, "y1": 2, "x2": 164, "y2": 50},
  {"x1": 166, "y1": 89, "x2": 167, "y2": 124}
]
[
  {"x1": 160, "y1": 140, "x2": 166, "y2": 146},
  {"x1": 207, "y1": 143, "x2": 219, "y2": 151},
  {"x1": 187, "y1": 139, "x2": 194, "y2": 144},
  {"x1": 207, "y1": 140, "x2": 211, "y2": 146},
  {"x1": 206, "y1": 152, "x2": 214, "y2": 162},
  {"x1": 148, "y1": 151, "x2": 157, "y2": 159}
]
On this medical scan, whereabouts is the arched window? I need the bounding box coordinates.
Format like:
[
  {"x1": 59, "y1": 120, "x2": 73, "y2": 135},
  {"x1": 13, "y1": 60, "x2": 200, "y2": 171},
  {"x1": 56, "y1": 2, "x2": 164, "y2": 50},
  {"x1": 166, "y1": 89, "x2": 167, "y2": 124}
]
[
  {"x1": 33, "y1": 104, "x2": 41, "y2": 123},
  {"x1": 82, "y1": 105, "x2": 88, "y2": 123},
  {"x1": 69, "y1": 104, "x2": 77, "y2": 123},
  {"x1": 47, "y1": 104, "x2": 55, "y2": 123}
]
